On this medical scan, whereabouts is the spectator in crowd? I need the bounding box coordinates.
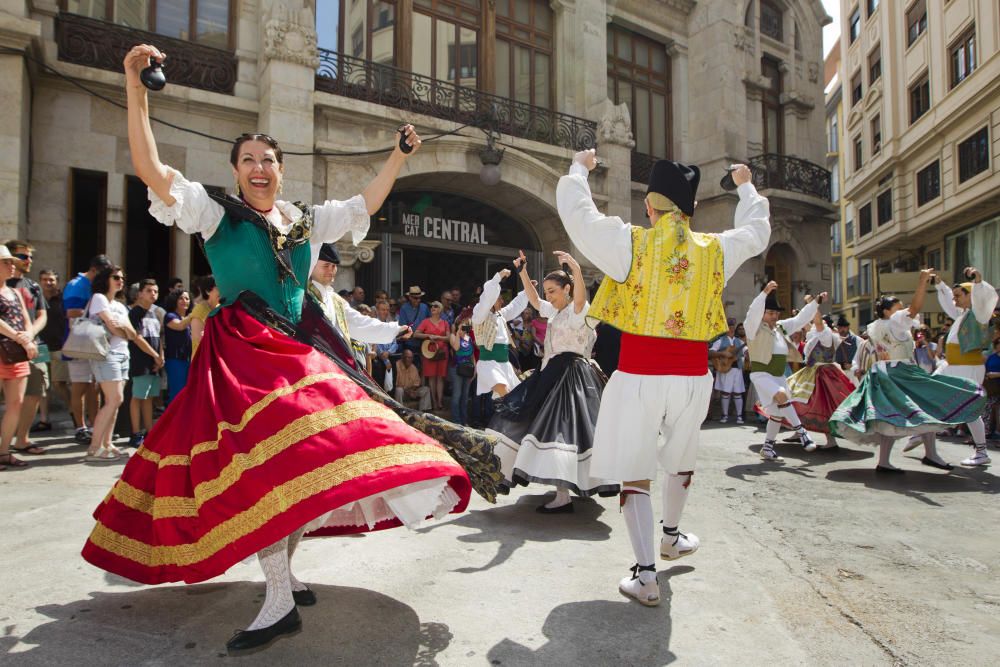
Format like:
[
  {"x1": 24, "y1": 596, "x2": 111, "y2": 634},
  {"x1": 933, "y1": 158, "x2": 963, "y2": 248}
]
[
  {"x1": 348, "y1": 286, "x2": 366, "y2": 310},
  {"x1": 513, "y1": 306, "x2": 542, "y2": 372},
  {"x1": 167, "y1": 277, "x2": 184, "y2": 293},
  {"x1": 439, "y1": 290, "x2": 456, "y2": 326},
  {"x1": 834, "y1": 315, "x2": 859, "y2": 371},
  {"x1": 982, "y1": 337, "x2": 1000, "y2": 440},
  {"x1": 0, "y1": 246, "x2": 38, "y2": 469},
  {"x1": 190, "y1": 275, "x2": 221, "y2": 357},
  {"x1": 6, "y1": 241, "x2": 50, "y2": 454},
  {"x1": 592, "y1": 322, "x2": 622, "y2": 377},
  {"x1": 127, "y1": 279, "x2": 165, "y2": 447},
  {"x1": 86, "y1": 266, "x2": 149, "y2": 461},
  {"x1": 415, "y1": 301, "x2": 450, "y2": 410},
  {"x1": 373, "y1": 289, "x2": 389, "y2": 303},
  {"x1": 393, "y1": 349, "x2": 432, "y2": 411},
  {"x1": 913, "y1": 326, "x2": 938, "y2": 373},
  {"x1": 448, "y1": 316, "x2": 476, "y2": 425},
  {"x1": 162, "y1": 289, "x2": 193, "y2": 404},
  {"x1": 372, "y1": 299, "x2": 401, "y2": 389},
  {"x1": 62, "y1": 254, "x2": 111, "y2": 444},
  {"x1": 398, "y1": 285, "x2": 430, "y2": 361},
  {"x1": 36, "y1": 268, "x2": 67, "y2": 431}
]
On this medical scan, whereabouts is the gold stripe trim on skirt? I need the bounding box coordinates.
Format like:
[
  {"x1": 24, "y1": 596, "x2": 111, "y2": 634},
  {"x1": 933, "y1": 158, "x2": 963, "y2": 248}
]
[
  {"x1": 89, "y1": 443, "x2": 457, "y2": 568},
  {"x1": 134, "y1": 372, "x2": 350, "y2": 467},
  {"x1": 110, "y1": 481, "x2": 198, "y2": 519},
  {"x1": 191, "y1": 400, "x2": 403, "y2": 507}
]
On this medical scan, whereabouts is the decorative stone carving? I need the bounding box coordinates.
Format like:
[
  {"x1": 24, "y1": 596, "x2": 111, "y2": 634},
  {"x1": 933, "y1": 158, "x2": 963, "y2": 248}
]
[
  {"x1": 734, "y1": 26, "x2": 755, "y2": 54},
  {"x1": 336, "y1": 239, "x2": 381, "y2": 267},
  {"x1": 263, "y1": 3, "x2": 320, "y2": 69},
  {"x1": 583, "y1": 21, "x2": 601, "y2": 37},
  {"x1": 597, "y1": 100, "x2": 636, "y2": 149},
  {"x1": 807, "y1": 62, "x2": 819, "y2": 83}
]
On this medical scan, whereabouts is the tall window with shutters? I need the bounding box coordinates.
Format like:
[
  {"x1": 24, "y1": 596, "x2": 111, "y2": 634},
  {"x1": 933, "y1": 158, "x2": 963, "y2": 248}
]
[
  {"x1": 61, "y1": 0, "x2": 233, "y2": 50},
  {"x1": 494, "y1": 0, "x2": 554, "y2": 109},
  {"x1": 607, "y1": 25, "x2": 673, "y2": 161}
]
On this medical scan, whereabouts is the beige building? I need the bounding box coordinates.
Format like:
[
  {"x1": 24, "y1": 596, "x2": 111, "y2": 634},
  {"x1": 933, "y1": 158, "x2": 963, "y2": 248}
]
[
  {"x1": 837, "y1": 0, "x2": 1000, "y2": 329},
  {"x1": 0, "y1": 0, "x2": 833, "y2": 316}
]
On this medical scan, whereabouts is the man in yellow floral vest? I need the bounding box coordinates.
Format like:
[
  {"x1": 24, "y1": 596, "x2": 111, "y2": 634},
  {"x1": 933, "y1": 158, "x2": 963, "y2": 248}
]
[{"x1": 556, "y1": 150, "x2": 770, "y2": 607}]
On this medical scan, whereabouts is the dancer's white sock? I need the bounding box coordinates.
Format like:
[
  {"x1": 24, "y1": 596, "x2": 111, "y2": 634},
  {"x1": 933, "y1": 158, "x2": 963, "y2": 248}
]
[
  {"x1": 734, "y1": 396, "x2": 744, "y2": 417},
  {"x1": 920, "y1": 433, "x2": 947, "y2": 464},
  {"x1": 778, "y1": 404, "x2": 803, "y2": 429},
  {"x1": 247, "y1": 537, "x2": 295, "y2": 631},
  {"x1": 720, "y1": 393, "x2": 730, "y2": 419},
  {"x1": 286, "y1": 527, "x2": 308, "y2": 592},
  {"x1": 968, "y1": 417, "x2": 987, "y2": 446},
  {"x1": 622, "y1": 488, "x2": 656, "y2": 584},
  {"x1": 765, "y1": 416, "x2": 783, "y2": 441},
  {"x1": 545, "y1": 487, "x2": 572, "y2": 509},
  {"x1": 662, "y1": 472, "x2": 692, "y2": 530},
  {"x1": 877, "y1": 436, "x2": 898, "y2": 469}
]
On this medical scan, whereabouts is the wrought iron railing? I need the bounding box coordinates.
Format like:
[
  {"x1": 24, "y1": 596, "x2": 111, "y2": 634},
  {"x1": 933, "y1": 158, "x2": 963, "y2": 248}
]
[
  {"x1": 631, "y1": 151, "x2": 658, "y2": 184},
  {"x1": 747, "y1": 153, "x2": 832, "y2": 201},
  {"x1": 55, "y1": 13, "x2": 237, "y2": 95},
  {"x1": 315, "y1": 49, "x2": 596, "y2": 151}
]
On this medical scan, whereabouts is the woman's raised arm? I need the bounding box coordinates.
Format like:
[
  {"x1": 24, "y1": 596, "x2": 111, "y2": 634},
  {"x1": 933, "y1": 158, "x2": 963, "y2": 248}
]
[{"x1": 124, "y1": 45, "x2": 173, "y2": 204}]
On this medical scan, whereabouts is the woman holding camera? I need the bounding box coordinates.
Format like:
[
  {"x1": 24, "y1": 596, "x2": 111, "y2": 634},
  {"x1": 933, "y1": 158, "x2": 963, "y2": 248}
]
[{"x1": 449, "y1": 317, "x2": 476, "y2": 425}]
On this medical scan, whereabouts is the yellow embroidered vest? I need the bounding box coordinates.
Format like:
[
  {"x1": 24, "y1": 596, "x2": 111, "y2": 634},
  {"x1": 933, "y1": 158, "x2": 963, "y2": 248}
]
[{"x1": 589, "y1": 212, "x2": 727, "y2": 341}]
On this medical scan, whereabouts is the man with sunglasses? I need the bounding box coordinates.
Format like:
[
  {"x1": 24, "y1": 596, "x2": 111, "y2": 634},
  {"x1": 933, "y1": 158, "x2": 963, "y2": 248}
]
[
  {"x1": 5, "y1": 241, "x2": 49, "y2": 455},
  {"x1": 62, "y1": 254, "x2": 112, "y2": 445}
]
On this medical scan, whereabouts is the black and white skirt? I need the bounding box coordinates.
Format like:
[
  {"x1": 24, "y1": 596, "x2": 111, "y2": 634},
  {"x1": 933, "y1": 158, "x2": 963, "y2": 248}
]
[{"x1": 487, "y1": 352, "x2": 620, "y2": 497}]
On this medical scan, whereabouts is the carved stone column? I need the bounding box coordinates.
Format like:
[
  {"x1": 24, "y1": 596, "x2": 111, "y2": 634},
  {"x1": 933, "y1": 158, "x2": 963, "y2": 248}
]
[
  {"x1": 0, "y1": 11, "x2": 41, "y2": 240},
  {"x1": 667, "y1": 41, "x2": 688, "y2": 162},
  {"x1": 333, "y1": 239, "x2": 381, "y2": 292},
  {"x1": 258, "y1": 1, "x2": 319, "y2": 205},
  {"x1": 550, "y1": 0, "x2": 577, "y2": 115},
  {"x1": 597, "y1": 99, "x2": 635, "y2": 220}
]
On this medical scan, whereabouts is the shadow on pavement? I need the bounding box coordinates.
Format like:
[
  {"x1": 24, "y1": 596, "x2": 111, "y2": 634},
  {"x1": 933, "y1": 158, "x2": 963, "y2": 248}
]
[
  {"x1": 418, "y1": 494, "x2": 612, "y2": 574},
  {"x1": 486, "y1": 564, "x2": 692, "y2": 666},
  {"x1": 824, "y1": 466, "x2": 1000, "y2": 507},
  {"x1": 5, "y1": 583, "x2": 449, "y2": 666},
  {"x1": 725, "y1": 444, "x2": 872, "y2": 482}
]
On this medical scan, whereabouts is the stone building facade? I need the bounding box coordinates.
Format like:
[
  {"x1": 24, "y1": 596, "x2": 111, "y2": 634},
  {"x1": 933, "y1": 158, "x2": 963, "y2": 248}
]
[
  {"x1": 0, "y1": 0, "x2": 833, "y2": 317},
  {"x1": 836, "y1": 0, "x2": 1000, "y2": 328}
]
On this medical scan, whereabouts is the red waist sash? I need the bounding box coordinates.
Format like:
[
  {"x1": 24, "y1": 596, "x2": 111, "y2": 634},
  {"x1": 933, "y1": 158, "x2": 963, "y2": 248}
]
[{"x1": 618, "y1": 333, "x2": 709, "y2": 376}]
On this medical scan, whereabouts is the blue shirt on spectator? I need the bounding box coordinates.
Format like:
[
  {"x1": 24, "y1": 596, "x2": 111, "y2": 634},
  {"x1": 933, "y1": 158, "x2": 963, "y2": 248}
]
[
  {"x1": 62, "y1": 273, "x2": 92, "y2": 313},
  {"x1": 986, "y1": 352, "x2": 1000, "y2": 374},
  {"x1": 397, "y1": 301, "x2": 430, "y2": 330}
]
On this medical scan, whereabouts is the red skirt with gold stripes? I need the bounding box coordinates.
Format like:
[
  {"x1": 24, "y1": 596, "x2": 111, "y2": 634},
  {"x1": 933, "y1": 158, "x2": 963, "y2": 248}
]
[{"x1": 82, "y1": 302, "x2": 471, "y2": 584}]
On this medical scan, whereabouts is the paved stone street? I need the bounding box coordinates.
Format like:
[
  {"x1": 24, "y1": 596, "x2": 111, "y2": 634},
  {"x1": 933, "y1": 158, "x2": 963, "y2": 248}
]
[{"x1": 2, "y1": 420, "x2": 998, "y2": 666}]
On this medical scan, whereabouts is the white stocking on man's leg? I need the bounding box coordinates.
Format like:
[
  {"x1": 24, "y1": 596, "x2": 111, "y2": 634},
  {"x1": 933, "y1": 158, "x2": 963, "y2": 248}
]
[
  {"x1": 661, "y1": 472, "x2": 700, "y2": 559},
  {"x1": 962, "y1": 417, "x2": 992, "y2": 466},
  {"x1": 776, "y1": 400, "x2": 815, "y2": 450},
  {"x1": 621, "y1": 486, "x2": 657, "y2": 584},
  {"x1": 720, "y1": 392, "x2": 731, "y2": 420},
  {"x1": 247, "y1": 537, "x2": 295, "y2": 631}
]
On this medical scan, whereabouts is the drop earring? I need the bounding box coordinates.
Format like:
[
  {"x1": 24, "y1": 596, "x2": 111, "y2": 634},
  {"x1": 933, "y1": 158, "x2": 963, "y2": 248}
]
[{"x1": 234, "y1": 178, "x2": 241, "y2": 196}]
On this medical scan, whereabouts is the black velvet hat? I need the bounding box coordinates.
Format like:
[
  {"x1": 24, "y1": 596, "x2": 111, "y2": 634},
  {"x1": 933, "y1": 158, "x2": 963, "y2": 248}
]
[
  {"x1": 646, "y1": 160, "x2": 700, "y2": 217},
  {"x1": 318, "y1": 243, "x2": 341, "y2": 265},
  {"x1": 764, "y1": 292, "x2": 784, "y2": 312}
]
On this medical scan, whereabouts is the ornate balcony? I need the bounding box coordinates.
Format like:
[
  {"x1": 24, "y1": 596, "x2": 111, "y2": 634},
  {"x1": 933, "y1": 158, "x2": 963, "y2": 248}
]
[
  {"x1": 631, "y1": 151, "x2": 658, "y2": 184},
  {"x1": 316, "y1": 49, "x2": 596, "y2": 151},
  {"x1": 748, "y1": 153, "x2": 832, "y2": 201},
  {"x1": 55, "y1": 13, "x2": 237, "y2": 95}
]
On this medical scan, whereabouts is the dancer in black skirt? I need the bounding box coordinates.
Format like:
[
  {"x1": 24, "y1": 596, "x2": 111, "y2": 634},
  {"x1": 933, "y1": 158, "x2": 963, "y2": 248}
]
[{"x1": 488, "y1": 250, "x2": 619, "y2": 513}]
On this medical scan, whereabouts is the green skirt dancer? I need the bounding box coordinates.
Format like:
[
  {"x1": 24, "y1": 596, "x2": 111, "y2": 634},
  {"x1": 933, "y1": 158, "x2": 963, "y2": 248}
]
[{"x1": 830, "y1": 361, "x2": 986, "y2": 445}]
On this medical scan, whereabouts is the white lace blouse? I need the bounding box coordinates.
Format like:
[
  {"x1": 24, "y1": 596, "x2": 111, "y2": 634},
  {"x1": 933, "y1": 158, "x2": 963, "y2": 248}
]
[{"x1": 537, "y1": 300, "x2": 595, "y2": 368}]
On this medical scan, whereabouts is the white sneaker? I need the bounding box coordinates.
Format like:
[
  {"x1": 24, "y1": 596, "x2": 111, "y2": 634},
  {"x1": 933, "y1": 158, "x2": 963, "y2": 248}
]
[
  {"x1": 902, "y1": 436, "x2": 923, "y2": 453},
  {"x1": 618, "y1": 573, "x2": 660, "y2": 607},
  {"x1": 736, "y1": 416, "x2": 745, "y2": 425},
  {"x1": 760, "y1": 443, "x2": 784, "y2": 462},
  {"x1": 660, "y1": 531, "x2": 700, "y2": 560},
  {"x1": 718, "y1": 416, "x2": 729, "y2": 423},
  {"x1": 961, "y1": 451, "x2": 992, "y2": 467},
  {"x1": 795, "y1": 430, "x2": 816, "y2": 452}
]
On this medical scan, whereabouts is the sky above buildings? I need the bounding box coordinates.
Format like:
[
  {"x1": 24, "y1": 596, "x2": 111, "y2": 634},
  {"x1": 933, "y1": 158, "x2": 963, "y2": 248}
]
[{"x1": 822, "y1": 0, "x2": 841, "y2": 56}]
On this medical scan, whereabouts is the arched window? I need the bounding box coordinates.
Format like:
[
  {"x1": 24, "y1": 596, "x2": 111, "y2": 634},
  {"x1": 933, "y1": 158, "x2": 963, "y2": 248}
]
[{"x1": 760, "y1": 0, "x2": 782, "y2": 42}]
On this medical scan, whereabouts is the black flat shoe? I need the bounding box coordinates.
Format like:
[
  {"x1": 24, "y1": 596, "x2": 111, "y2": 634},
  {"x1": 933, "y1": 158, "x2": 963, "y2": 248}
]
[
  {"x1": 536, "y1": 502, "x2": 574, "y2": 514},
  {"x1": 293, "y1": 588, "x2": 316, "y2": 606},
  {"x1": 226, "y1": 607, "x2": 301, "y2": 653},
  {"x1": 875, "y1": 465, "x2": 905, "y2": 474},
  {"x1": 921, "y1": 457, "x2": 954, "y2": 471}
]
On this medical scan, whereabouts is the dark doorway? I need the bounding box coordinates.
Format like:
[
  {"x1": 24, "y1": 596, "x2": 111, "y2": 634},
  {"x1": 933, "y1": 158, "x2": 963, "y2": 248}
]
[
  {"x1": 125, "y1": 176, "x2": 172, "y2": 284},
  {"x1": 398, "y1": 246, "x2": 518, "y2": 308},
  {"x1": 69, "y1": 169, "x2": 107, "y2": 276}
]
